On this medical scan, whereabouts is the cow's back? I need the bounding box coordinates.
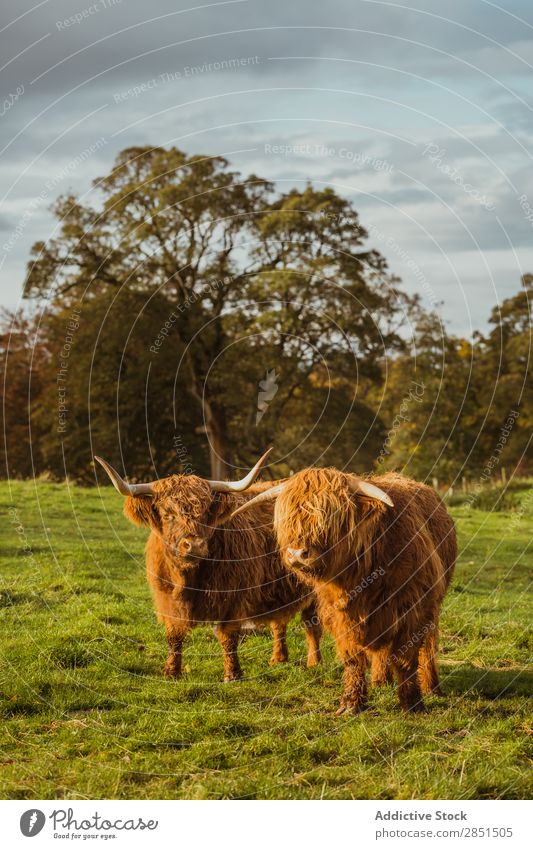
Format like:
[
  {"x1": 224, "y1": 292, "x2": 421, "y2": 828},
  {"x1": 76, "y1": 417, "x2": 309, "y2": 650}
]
[{"x1": 371, "y1": 472, "x2": 456, "y2": 588}]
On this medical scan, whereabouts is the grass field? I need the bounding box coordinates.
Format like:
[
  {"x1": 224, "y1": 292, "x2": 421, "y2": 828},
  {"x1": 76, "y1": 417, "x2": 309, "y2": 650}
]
[{"x1": 0, "y1": 480, "x2": 531, "y2": 800}]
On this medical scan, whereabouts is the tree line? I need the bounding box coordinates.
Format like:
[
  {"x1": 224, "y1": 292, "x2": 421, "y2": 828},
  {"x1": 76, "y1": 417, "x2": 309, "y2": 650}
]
[{"x1": 1, "y1": 146, "x2": 531, "y2": 486}]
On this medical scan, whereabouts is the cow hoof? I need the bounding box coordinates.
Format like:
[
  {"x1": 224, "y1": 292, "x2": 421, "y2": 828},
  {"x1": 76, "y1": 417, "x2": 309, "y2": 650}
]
[
  {"x1": 163, "y1": 666, "x2": 181, "y2": 679},
  {"x1": 269, "y1": 656, "x2": 288, "y2": 666},
  {"x1": 372, "y1": 675, "x2": 393, "y2": 687},
  {"x1": 223, "y1": 673, "x2": 244, "y2": 683},
  {"x1": 336, "y1": 700, "x2": 367, "y2": 716},
  {"x1": 405, "y1": 701, "x2": 427, "y2": 713}
]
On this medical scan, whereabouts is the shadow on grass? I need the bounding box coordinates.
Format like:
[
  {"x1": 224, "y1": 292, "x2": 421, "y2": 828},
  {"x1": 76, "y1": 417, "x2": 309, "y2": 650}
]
[{"x1": 443, "y1": 664, "x2": 532, "y2": 699}]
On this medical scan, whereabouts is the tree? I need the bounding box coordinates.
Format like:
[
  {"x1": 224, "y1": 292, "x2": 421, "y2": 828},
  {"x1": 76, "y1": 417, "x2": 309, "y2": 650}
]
[
  {"x1": 32, "y1": 289, "x2": 207, "y2": 482},
  {"x1": 0, "y1": 310, "x2": 45, "y2": 479},
  {"x1": 377, "y1": 277, "x2": 533, "y2": 483},
  {"x1": 472, "y1": 274, "x2": 533, "y2": 476},
  {"x1": 24, "y1": 147, "x2": 416, "y2": 478},
  {"x1": 370, "y1": 312, "x2": 480, "y2": 482}
]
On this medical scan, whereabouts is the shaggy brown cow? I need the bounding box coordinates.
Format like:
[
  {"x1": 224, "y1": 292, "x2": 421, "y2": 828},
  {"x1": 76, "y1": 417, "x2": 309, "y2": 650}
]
[
  {"x1": 95, "y1": 452, "x2": 321, "y2": 682},
  {"x1": 232, "y1": 469, "x2": 456, "y2": 713}
]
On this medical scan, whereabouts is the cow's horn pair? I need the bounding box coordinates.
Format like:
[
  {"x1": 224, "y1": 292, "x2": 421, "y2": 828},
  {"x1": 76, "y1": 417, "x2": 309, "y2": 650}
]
[
  {"x1": 230, "y1": 474, "x2": 393, "y2": 519},
  {"x1": 94, "y1": 448, "x2": 273, "y2": 497}
]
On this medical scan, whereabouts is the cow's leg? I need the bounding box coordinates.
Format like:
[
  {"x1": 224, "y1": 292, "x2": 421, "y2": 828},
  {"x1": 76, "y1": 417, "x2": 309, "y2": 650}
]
[
  {"x1": 270, "y1": 620, "x2": 289, "y2": 664},
  {"x1": 393, "y1": 646, "x2": 425, "y2": 712},
  {"x1": 338, "y1": 650, "x2": 368, "y2": 714},
  {"x1": 214, "y1": 624, "x2": 244, "y2": 682},
  {"x1": 151, "y1": 585, "x2": 189, "y2": 678},
  {"x1": 163, "y1": 622, "x2": 190, "y2": 678},
  {"x1": 301, "y1": 601, "x2": 322, "y2": 667},
  {"x1": 329, "y1": 611, "x2": 368, "y2": 713},
  {"x1": 418, "y1": 626, "x2": 444, "y2": 696},
  {"x1": 370, "y1": 647, "x2": 394, "y2": 687}
]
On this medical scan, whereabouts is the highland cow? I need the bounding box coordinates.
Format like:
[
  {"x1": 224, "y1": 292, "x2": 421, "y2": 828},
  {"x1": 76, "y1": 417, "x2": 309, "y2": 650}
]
[
  {"x1": 232, "y1": 469, "x2": 456, "y2": 713},
  {"x1": 95, "y1": 451, "x2": 321, "y2": 682}
]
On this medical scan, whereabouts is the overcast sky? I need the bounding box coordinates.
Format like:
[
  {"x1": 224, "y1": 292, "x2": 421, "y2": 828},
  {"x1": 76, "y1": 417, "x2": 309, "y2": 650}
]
[{"x1": 1, "y1": 0, "x2": 533, "y2": 335}]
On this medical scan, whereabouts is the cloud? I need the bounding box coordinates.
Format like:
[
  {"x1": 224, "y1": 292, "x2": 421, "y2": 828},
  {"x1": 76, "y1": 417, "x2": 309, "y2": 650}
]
[{"x1": 1, "y1": 0, "x2": 532, "y2": 330}]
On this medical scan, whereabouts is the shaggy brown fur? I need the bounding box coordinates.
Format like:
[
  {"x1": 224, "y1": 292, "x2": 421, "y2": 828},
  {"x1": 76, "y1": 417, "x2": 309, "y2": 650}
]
[
  {"x1": 123, "y1": 477, "x2": 321, "y2": 682},
  {"x1": 271, "y1": 469, "x2": 456, "y2": 713}
]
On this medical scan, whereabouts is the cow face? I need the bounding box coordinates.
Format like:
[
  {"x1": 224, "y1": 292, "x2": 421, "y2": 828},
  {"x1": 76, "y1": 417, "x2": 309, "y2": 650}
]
[
  {"x1": 125, "y1": 475, "x2": 218, "y2": 563},
  {"x1": 156, "y1": 476, "x2": 219, "y2": 562},
  {"x1": 273, "y1": 468, "x2": 386, "y2": 582},
  {"x1": 98, "y1": 450, "x2": 274, "y2": 562},
  {"x1": 229, "y1": 466, "x2": 393, "y2": 582}
]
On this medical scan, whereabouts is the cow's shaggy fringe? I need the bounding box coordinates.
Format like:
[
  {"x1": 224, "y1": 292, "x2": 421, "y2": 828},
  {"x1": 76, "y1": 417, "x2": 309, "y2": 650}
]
[
  {"x1": 273, "y1": 469, "x2": 457, "y2": 713},
  {"x1": 123, "y1": 477, "x2": 321, "y2": 681}
]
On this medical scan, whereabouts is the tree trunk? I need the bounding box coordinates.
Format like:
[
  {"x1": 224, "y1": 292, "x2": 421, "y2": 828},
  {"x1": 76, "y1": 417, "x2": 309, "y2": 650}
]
[
  {"x1": 188, "y1": 354, "x2": 232, "y2": 480},
  {"x1": 206, "y1": 407, "x2": 231, "y2": 479},
  {"x1": 194, "y1": 398, "x2": 231, "y2": 479}
]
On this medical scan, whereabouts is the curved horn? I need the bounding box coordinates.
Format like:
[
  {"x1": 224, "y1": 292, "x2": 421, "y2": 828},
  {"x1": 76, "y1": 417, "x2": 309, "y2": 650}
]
[
  {"x1": 208, "y1": 447, "x2": 274, "y2": 493},
  {"x1": 230, "y1": 482, "x2": 286, "y2": 519},
  {"x1": 347, "y1": 476, "x2": 394, "y2": 507},
  {"x1": 94, "y1": 456, "x2": 156, "y2": 497}
]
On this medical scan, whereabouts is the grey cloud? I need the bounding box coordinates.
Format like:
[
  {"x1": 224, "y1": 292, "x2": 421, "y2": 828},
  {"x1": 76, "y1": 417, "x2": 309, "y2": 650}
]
[
  {"x1": 2, "y1": 0, "x2": 532, "y2": 96},
  {"x1": 1, "y1": 0, "x2": 532, "y2": 328}
]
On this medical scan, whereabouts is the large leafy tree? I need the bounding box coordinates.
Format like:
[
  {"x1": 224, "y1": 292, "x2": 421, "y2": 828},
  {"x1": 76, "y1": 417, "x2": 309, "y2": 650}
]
[{"x1": 24, "y1": 146, "x2": 418, "y2": 478}]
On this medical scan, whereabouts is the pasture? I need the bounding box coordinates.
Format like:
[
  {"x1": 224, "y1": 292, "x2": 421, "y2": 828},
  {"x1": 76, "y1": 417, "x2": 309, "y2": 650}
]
[{"x1": 0, "y1": 480, "x2": 531, "y2": 800}]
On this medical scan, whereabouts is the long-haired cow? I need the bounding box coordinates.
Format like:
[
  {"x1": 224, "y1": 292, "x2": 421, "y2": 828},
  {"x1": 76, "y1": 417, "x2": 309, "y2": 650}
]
[
  {"x1": 232, "y1": 468, "x2": 456, "y2": 713},
  {"x1": 96, "y1": 451, "x2": 321, "y2": 682}
]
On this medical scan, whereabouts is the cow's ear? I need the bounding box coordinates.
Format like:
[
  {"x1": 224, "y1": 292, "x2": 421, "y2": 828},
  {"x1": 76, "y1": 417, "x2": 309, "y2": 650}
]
[{"x1": 123, "y1": 496, "x2": 161, "y2": 530}]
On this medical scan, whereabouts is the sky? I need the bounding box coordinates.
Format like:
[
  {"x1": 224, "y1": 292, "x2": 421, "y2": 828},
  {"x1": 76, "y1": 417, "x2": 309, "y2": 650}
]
[{"x1": 1, "y1": 0, "x2": 533, "y2": 336}]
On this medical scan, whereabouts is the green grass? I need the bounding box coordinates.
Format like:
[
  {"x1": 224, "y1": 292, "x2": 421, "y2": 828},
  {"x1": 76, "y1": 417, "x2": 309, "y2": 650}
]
[{"x1": 0, "y1": 481, "x2": 531, "y2": 800}]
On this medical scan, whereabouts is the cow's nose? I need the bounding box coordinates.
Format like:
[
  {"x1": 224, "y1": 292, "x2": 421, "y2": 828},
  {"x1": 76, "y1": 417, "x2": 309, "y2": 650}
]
[{"x1": 180, "y1": 537, "x2": 208, "y2": 558}]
